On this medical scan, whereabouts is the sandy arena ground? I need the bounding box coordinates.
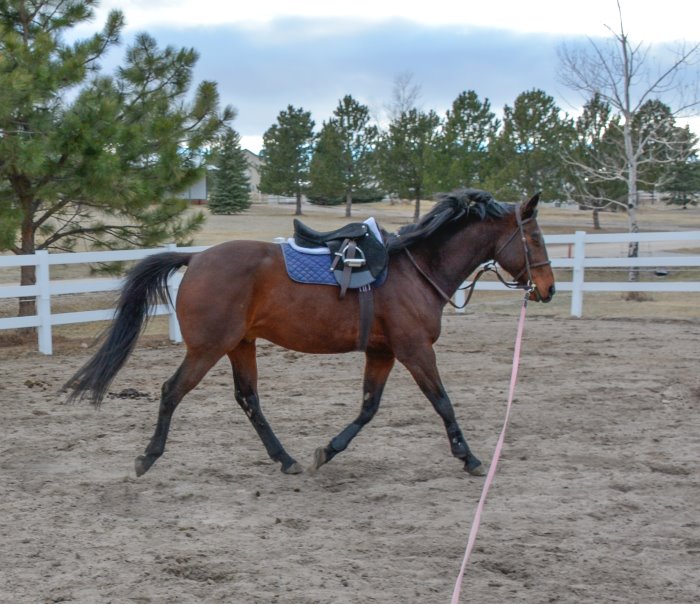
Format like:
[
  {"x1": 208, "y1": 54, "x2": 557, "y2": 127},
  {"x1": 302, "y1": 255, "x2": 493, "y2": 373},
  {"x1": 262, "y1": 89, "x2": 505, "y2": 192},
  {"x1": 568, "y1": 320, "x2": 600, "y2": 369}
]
[{"x1": 0, "y1": 309, "x2": 699, "y2": 603}]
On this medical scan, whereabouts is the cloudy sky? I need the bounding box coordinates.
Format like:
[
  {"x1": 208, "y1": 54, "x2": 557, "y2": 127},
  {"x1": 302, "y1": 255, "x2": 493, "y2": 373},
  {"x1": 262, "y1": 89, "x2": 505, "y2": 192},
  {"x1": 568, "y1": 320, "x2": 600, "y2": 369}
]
[{"x1": 76, "y1": 1, "x2": 699, "y2": 153}]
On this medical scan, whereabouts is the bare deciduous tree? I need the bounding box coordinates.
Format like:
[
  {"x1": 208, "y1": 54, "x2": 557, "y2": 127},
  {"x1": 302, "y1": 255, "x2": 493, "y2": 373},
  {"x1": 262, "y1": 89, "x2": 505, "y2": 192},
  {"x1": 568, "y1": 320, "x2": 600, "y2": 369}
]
[
  {"x1": 558, "y1": 0, "x2": 700, "y2": 280},
  {"x1": 386, "y1": 72, "x2": 423, "y2": 120}
]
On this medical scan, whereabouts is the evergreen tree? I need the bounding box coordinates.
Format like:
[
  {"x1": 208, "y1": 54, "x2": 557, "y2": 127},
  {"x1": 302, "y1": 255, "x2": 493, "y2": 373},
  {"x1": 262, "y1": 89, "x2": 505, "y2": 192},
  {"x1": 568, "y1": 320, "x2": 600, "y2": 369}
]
[
  {"x1": 308, "y1": 96, "x2": 380, "y2": 215},
  {"x1": 487, "y1": 89, "x2": 574, "y2": 201},
  {"x1": 0, "y1": 0, "x2": 233, "y2": 316},
  {"x1": 431, "y1": 90, "x2": 499, "y2": 192},
  {"x1": 208, "y1": 128, "x2": 251, "y2": 214},
  {"x1": 308, "y1": 123, "x2": 345, "y2": 205},
  {"x1": 664, "y1": 157, "x2": 700, "y2": 208},
  {"x1": 376, "y1": 108, "x2": 440, "y2": 222},
  {"x1": 334, "y1": 96, "x2": 379, "y2": 217},
  {"x1": 259, "y1": 105, "x2": 315, "y2": 216},
  {"x1": 633, "y1": 100, "x2": 697, "y2": 198},
  {"x1": 564, "y1": 93, "x2": 626, "y2": 227}
]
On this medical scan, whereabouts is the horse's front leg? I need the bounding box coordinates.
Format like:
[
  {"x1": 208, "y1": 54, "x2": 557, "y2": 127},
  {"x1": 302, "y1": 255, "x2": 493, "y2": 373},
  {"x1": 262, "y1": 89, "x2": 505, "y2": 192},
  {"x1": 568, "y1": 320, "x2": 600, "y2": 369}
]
[
  {"x1": 399, "y1": 347, "x2": 485, "y2": 476},
  {"x1": 310, "y1": 351, "x2": 395, "y2": 472},
  {"x1": 228, "y1": 340, "x2": 303, "y2": 475}
]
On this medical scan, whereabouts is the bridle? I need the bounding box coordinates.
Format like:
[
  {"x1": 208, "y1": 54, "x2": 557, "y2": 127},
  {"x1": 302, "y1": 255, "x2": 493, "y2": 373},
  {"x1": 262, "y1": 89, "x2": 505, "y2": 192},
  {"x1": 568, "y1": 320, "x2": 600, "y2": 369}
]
[
  {"x1": 405, "y1": 203, "x2": 551, "y2": 309},
  {"x1": 494, "y1": 205, "x2": 551, "y2": 287}
]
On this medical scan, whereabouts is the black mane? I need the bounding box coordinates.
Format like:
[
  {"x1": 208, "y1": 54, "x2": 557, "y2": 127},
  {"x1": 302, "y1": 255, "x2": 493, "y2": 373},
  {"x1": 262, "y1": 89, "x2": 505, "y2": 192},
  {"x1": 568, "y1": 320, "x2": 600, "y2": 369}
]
[{"x1": 385, "y1": 188, "x2": 510, "y2": 254}]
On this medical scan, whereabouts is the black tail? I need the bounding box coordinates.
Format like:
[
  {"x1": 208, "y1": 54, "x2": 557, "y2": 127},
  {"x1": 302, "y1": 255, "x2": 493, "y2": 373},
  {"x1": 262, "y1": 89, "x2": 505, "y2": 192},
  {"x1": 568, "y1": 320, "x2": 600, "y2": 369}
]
[{"x1": 65, "y1": 251, "x2": 193, "y2": 407}]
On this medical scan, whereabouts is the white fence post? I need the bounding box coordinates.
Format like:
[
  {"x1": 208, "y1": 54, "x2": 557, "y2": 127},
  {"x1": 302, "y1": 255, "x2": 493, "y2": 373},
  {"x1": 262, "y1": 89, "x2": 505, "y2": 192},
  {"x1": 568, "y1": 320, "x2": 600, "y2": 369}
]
[
  {"x1": 168, "y1": 270, "x2": 183, "y2": 343},
  {"x1": 571, "y1": 230, "x2": 586, "y2": 318},
  {"x1": 35, "y1": 250, "x2": 53, "y2": 355},
  {"x1": 164, "y1": 244, "x2": 183, "y2": 343},
  {"x1": 453, "y1": 287, "x2": 466, "y2": 313}
]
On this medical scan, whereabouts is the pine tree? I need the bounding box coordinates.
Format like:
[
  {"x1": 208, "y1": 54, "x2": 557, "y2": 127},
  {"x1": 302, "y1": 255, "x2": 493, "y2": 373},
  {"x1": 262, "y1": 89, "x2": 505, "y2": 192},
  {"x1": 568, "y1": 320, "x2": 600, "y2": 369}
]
[
  {"x1": 486, "y1": 89, "x2": 574, "y2": 201},
  {"x1": 259, "y1": 105, "x2": 315, "y2": 216},
  {"x1": 664, "y1": 158, "x2": 700, "y2": 208},
  {"x1": 209, "y1": 128, "x2": 251, "y2": 214},
  {"x1": 376, "y1": 108, "x2": 440, "y2": 221},
  {"x1": 432, "y1": 90, "x2": 499, "y2": 192},
  {"x1": 325, "y1": 95, "x2": 379, "y2": 217},
  {"x1": 308, "y1": 123, "x2": 345, "y2": 205},
  {"x1": 0, "y1": 1, "x2": 233, "y2": 317}
]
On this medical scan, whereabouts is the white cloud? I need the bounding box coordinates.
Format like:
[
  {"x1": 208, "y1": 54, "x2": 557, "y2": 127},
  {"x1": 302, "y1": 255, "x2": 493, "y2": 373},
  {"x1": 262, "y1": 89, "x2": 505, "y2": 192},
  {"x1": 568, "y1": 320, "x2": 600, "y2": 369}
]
[
  {"x1": 85, "y1": 0, "x2": 699, "y2": 43},
  {"x1": 71, "y1": 1, "x2": 699, "y2": 151}
]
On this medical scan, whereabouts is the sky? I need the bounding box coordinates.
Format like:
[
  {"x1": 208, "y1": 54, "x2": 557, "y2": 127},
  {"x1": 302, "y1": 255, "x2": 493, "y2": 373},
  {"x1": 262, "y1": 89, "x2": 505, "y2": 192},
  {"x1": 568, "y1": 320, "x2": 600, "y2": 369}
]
[{"x1": 75, "y1": 1, "x2": 700, "y2": 153}]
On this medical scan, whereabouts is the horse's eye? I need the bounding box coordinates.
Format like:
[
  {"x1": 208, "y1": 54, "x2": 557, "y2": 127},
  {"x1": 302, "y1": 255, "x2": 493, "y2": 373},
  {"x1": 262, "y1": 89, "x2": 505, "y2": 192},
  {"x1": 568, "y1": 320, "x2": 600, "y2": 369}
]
[{"x1": 530, "y1": 231, "x2": 541, "y2": 245}]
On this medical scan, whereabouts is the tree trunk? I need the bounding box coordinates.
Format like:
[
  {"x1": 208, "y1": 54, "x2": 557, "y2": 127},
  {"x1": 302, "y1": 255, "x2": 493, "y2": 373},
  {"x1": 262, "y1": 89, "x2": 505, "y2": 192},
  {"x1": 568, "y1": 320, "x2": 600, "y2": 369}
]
[
  {"x1": 592, "y1": 208, "x2": 601, "y2": 230},
  {"x1": 626, "y1": 162, "x2": 640, "y2": 282},
  {"x1": 345, "y1": 191, "x2": 352, "y2": 218},
  {"x1": 19, "y1": 264, "x2": 37, "y2": 318},
  {"x1": 18, "y1": 196, "x2": 37, "y2": 318},
  {"x1": 413, "y1": 190, "x2": 421, "y2": 222},
  {"x1": 295, "y1": 190, "x2": 303, "y2": 216},
  {"x1": 623, "y1": 116, "x2": 640, "y2": 283}
]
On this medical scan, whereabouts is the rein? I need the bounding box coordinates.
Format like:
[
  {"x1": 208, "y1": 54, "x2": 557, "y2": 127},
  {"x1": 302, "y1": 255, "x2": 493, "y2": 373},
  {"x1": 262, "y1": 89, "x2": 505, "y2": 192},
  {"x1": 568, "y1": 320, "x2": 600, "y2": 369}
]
[
  {"x1": 403, "y1": 248, "x2": 497, "y2": 309},
  {"x1": 405, "y1": 204, "x2": 546, "y2": 308}
]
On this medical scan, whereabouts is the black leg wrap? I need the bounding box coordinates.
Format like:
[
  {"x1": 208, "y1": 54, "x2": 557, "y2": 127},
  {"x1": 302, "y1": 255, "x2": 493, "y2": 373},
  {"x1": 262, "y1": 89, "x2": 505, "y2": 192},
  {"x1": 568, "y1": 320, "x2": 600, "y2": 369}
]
[
  {"x1": 330, "y1": 422, "x2": 362, "y2": 454},
  {"x1": 448, "y1": 429, "x2": 470, "y2": 459}
]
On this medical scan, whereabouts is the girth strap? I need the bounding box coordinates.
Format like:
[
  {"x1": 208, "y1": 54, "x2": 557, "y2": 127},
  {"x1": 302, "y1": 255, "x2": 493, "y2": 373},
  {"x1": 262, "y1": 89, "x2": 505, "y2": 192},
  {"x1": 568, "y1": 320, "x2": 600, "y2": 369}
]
[
  {"x1": 328, "y1": 239, "x2": 374, "y2": 350},
  {"x1": 358, "y1": 285, "x2": 374, "y2": 351}
]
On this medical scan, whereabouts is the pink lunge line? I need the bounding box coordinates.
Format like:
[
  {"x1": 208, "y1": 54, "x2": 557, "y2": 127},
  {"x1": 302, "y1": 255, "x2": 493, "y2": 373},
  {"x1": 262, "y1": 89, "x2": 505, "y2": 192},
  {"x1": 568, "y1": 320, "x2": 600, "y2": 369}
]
[{"x1": 451, "y1": 297, "x2": 528, "y2": 603}]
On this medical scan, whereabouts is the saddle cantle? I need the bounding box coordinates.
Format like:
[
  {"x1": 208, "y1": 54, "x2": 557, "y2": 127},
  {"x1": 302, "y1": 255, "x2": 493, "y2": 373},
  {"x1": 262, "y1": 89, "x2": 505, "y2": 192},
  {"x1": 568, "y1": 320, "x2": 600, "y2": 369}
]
[{"x1": 292, "y1": 217, "x2": 388, "y2": 296}]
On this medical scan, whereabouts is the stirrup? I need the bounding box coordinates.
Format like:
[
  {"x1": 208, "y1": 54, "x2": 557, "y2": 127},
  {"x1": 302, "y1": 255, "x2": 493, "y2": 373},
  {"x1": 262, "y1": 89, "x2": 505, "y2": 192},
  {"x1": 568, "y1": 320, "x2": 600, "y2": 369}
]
[{"x1": 336, "y1": 245, "x2": 366, "y2": 268}]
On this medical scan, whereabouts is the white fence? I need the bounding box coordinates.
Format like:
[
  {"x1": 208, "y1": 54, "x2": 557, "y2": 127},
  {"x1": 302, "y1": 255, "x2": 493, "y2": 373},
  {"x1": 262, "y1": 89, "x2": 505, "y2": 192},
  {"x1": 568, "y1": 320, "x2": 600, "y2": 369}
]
[
  {"x1": 1, "y1": 231, "x2": 699, "y2": 354},
  {"x1": 0, "y1": 244, "x2": 206, "y2": 355},
  {"x1": 454, "y1": 230, "x2": 700, "y2": 315}
]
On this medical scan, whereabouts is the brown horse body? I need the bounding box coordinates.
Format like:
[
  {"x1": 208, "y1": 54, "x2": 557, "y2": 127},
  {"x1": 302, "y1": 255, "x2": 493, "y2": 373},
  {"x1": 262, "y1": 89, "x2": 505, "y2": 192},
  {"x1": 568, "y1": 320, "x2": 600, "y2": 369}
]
[{"x1": 67, "y1": 189, "x2": 555, "y2": 477}]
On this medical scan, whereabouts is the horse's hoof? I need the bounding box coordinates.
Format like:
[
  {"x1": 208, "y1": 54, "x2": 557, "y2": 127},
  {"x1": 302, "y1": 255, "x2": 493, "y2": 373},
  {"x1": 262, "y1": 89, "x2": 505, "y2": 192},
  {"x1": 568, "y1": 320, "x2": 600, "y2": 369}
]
[
  {"x1": 465, "y1": 462, "x2": 486, "y2": 476},
  {"x1": 134, "y1": 455, "x2": 151, "y2": 477},
  {"x1": 308, "y1": 447, "x2": 328, "y2": 474},
  {"x1": 282, "y1": 460, "x2": 304, "y2": 475}
]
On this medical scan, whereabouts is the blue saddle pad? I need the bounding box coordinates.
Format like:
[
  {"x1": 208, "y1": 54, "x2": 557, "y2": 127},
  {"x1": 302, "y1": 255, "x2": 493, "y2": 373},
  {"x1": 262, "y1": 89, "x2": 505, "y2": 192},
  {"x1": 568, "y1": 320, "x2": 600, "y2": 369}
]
[
  {"x1": 281, "y1": 243, "x2": 336, "y2": 285},
  {"x1": 280, "y1": 243, "x2": 387, "y2": 287}
]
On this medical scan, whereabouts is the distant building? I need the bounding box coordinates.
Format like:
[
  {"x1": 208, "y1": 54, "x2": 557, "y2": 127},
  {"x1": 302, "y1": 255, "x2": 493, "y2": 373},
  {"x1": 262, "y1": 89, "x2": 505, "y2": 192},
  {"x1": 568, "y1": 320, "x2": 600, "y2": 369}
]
[
  {"x1": 179, "y1": 173, "x2": 209, "y2": 204},
  {"x1": 243, "y1": 149, "x2": 262, "y2": 201},
  {"x1": 178, "y1": 149, "x2": 262, "y2": 204}
]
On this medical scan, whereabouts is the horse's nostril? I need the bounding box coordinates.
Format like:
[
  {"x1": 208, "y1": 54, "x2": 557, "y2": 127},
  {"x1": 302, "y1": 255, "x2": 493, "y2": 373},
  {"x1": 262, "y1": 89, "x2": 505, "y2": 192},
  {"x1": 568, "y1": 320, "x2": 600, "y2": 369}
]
[{"x1": 549, "y1": 284, "x2": 556, "y2": 297}]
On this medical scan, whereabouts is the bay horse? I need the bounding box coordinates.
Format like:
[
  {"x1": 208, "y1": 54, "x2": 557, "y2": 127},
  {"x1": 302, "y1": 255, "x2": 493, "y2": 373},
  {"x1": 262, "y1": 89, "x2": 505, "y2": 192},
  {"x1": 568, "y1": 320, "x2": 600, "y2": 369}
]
[{"x1": 66, "y1": 188, "x2": 555, "y2": 477}]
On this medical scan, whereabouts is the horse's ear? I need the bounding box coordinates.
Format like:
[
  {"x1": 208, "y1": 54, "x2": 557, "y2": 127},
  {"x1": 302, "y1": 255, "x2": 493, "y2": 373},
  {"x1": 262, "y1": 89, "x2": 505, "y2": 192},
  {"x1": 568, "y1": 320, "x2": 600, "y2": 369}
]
[{"x1": 521, "y1": 192, "x2": 541, "y2": 219}]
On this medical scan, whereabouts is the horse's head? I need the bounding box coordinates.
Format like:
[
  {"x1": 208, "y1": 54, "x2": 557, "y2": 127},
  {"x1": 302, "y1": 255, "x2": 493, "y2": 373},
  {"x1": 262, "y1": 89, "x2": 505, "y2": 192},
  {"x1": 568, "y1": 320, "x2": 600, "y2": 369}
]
[{"x1": 494, "y1": 193, "x2": 556, "y2": 302}]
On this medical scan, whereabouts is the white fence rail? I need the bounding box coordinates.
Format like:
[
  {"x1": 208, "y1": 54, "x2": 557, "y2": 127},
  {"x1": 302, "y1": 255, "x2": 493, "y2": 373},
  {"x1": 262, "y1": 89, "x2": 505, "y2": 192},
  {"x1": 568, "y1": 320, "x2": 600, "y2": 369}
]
[
  {"x1": 454, "y1": 230, "x2": 700, "y2": 315},
  {"x1": 1, "y1": 231, "x2": 699, "y2": 354},
  {"x1": 0, "y1": 244, "x2": 206, "y2": 355}
]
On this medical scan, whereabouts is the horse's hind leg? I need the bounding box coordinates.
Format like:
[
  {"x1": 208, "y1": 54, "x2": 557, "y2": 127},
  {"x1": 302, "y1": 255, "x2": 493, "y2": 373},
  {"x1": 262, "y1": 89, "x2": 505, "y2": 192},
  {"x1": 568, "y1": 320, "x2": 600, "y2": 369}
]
[
  {"x1": 228, "y1": 340, "x2": 303, "y2": 475},
  {"x1": 310, "y1": 352, "x2": 395, "y2": 472},
  {"x1": 135, "y1": 350, "x2": 219, "y2": 477}
]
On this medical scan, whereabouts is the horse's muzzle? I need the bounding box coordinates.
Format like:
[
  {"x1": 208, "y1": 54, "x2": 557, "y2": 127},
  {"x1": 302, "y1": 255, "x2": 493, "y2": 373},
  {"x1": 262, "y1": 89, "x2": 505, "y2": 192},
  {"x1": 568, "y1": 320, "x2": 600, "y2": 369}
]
[{"x1": 530, "y1": 283, "x2": 555, "y2": 303}]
